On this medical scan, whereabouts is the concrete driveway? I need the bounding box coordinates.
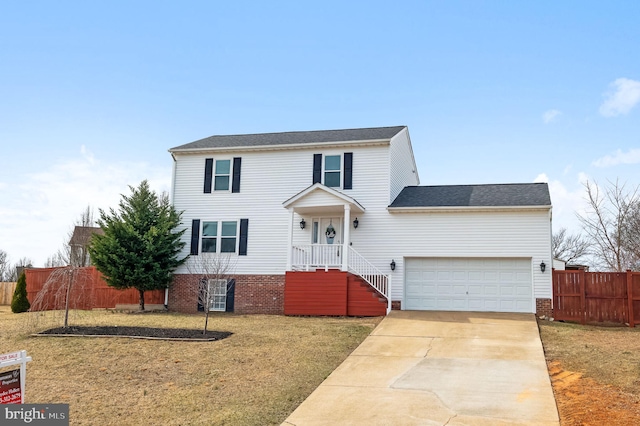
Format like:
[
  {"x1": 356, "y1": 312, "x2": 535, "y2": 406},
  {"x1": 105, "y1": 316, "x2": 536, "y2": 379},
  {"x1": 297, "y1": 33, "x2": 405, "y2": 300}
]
[{"x1": 283, "y1": 311, "x2": 559, "y2": 426}]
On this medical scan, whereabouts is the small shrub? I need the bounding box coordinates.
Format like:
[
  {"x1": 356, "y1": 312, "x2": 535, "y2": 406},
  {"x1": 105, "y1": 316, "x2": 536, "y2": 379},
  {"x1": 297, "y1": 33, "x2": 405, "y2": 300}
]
[{"x1": 11, "y1": 272, "x2": 30, "y2": 313}]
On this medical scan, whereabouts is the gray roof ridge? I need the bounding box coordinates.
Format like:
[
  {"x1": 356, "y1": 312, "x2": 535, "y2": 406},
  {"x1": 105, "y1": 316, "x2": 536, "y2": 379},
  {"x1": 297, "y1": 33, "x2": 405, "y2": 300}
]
[
  {"x1": 196, "y1": 125, "x2": 407, "y2": 139},
  {"x1": 170, "y1": 125, "x2": 408, "y2": 151},
  {"x1": 403, "y1": 182, "x2": 548, "y2": 188}
]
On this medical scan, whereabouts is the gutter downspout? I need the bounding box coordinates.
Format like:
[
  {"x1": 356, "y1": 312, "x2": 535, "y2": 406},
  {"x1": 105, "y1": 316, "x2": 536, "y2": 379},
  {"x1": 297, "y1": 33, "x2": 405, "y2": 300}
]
[{"x1": 165, "y1": 152, "x2": 178, "y2": 310}]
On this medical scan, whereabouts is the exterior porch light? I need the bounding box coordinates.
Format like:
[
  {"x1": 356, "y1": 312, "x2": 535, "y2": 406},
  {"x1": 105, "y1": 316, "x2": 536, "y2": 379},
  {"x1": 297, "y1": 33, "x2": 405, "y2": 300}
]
[
  {"x1": 353, "y1": 217, "x2": 359, "y2": 228},
  {"x1": 300, "y1": 219, "x2": 306, "y2": 229},
  {"x1": 390, "y1": 260, "x2": 396, "y2": 271},
  {"x1": 540, "y1": 261, "x2": 546, "y2": 273}
]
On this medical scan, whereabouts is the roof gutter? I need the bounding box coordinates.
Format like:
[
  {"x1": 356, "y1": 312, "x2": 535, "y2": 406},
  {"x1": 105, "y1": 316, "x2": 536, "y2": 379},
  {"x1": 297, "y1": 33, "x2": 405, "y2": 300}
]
[{"x1": 168, "y1": 138, "x2": 391, "y2": 154}]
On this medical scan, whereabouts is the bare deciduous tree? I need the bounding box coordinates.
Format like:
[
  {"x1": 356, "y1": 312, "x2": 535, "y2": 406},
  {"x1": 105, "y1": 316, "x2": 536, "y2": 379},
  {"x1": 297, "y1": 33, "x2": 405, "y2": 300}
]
[
  {"x1": 623, "y1": 200, "x2": 640, "y2": 270},
  {"x1": 0, "y1": 249, "x2": 11, "y2": 281},
  {"x1": 44, "y1": 252, "x2": 67, "y2": 268},
  {"x1": 185, "y1": 253, "x2": 236, "y2": 334},
  {"x1": 552, "y1": 227, "x2": 590, "y2": 264},
  {"x1": 30, "y1": 266, "x2": 95, "y2": 328},
  {"x1": 11, "y1": 257, "x2": 33, "y2": 281},
  {"x1": 578, "y1": 180, "x2": 640, "y2": 271}
]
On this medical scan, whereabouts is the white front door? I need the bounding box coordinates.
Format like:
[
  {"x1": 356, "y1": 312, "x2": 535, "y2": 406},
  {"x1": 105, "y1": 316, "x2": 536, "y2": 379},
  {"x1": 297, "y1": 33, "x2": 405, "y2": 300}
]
[
  {"x1": 310, "y1": 217, "x2": 342, "y2": 267},
  {"x1": 312, "y1": 218, "x2": 342, "y2": 245}
]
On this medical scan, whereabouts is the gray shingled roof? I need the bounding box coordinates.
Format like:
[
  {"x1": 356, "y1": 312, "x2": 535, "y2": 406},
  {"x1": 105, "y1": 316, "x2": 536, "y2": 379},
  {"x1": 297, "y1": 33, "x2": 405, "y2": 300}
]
[
  {"x1": 389, "y1": 183, "x2": 551, "y2": 208},
  {"x1": 170, "y1": 126, "x2": 406, "y2": 151}
]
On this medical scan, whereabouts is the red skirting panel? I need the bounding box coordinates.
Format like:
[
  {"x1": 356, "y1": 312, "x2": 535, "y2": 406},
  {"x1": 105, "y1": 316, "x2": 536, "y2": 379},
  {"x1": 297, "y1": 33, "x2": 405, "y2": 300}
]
[{"x1": 285, "y1": 270, "x2": 386, "y2": 317}]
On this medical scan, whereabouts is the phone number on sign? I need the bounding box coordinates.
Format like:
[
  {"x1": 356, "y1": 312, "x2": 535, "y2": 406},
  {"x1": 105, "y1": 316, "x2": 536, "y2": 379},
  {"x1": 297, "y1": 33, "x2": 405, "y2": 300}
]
[{"x1": 1, "y1": 391, "x2": 21, "y2": 404}]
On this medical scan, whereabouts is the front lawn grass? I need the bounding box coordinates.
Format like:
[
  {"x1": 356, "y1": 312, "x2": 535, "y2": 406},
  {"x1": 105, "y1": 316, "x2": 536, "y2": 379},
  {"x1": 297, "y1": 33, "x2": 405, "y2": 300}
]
[{"x1": 0, "y1": 306, "x2": 380, "y2": 425}]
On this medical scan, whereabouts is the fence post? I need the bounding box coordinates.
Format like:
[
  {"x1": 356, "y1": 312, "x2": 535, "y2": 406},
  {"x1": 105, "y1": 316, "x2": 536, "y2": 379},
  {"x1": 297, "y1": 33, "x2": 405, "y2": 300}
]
[
  {"x1": 580, "y1": 269, "x2": 586, "y2": 325},
  {"x1": 628, "y1": 270, "x2": 635, "y2": 328}
]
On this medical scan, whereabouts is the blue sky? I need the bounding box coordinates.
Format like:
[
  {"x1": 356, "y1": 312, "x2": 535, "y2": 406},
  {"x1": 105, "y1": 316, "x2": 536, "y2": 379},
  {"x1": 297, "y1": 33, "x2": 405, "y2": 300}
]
[{"x1": 1, "y1": 1, "x2": 639, "y2": 266}]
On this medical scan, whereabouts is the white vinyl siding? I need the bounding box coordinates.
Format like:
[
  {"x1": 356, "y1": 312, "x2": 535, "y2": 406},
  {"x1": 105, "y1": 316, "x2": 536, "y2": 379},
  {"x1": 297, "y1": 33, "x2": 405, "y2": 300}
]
[
  {"x1": 389, "y1": 128, "x2": 419, "y2": 203},
  {"x1": 173, "y1": 144, "x2": 391, "y2": 275},
  {"x1": 384, "y1": 209, "x2": 552, "y2": 303}
]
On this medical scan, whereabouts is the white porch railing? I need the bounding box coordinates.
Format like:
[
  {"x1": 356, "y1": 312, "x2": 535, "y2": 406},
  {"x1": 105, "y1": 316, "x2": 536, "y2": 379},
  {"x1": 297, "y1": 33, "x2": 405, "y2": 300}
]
[
  {"x1": 290, "y1": 244, "x2": 390, "y2": 312},
  {"x1": 347, "y1": 247, "x2": 389, "y2": 306},
  {"x1": 291, "y1": 244, "x2": 342, "y2": 271}
]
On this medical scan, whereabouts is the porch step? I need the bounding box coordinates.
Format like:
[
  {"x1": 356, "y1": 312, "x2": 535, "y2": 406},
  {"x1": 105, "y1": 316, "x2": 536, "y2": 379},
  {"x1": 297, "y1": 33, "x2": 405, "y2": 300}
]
[{"x1": 347, "y1": 274, "x2": 387, "y2": 317}]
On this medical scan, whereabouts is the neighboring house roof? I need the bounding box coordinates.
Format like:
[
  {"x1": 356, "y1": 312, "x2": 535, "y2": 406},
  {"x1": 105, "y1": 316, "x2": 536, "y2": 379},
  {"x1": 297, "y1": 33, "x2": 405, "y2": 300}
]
[
  {"x1": 170, "y1": 126, "x2": 407, "y2": 152},
  {"x1": 69, "y1": 226, "x2": 104, "y2": 246},
  {"x1": 565, "y1": 264, "x2": 590, "y2": 271},
  {"x1": 389, "y1": 183, "x2": 551, "y2": 209}
]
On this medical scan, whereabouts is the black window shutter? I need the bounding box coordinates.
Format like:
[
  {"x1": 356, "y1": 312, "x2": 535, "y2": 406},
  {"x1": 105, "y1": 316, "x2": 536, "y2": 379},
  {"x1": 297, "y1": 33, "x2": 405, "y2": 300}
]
[
  {"x1": 313, "y1": 154, "x2": 322, "y2": 184},
  {"x1": 190, "y1": 219, "x2": 200, "y2": 255},
  {"x1": 232, "y1": 157, "x2": 242, "y2": 193},
  {"x1": 204, "y1": 159, "x2": 213, "y2": 193},
  {"x1": 344, "y1": 152, "x2": 353, "y2": 189},
  {"x1": 239, "y1": 219, "x2": 249, "y2": 256},
  {"x1": 225, "y1": 279, "x2": 235, "y2": 312}
]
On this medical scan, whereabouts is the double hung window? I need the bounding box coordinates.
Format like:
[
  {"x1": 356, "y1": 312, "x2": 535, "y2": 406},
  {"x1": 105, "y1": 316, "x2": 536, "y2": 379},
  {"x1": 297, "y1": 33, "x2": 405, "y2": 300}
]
[
  {"x1": 324, "y1": 155, "x2": 341, "y2": 188},
  {"x1": 201, "y1": 221, "x2": 238, "y2": 253},
  {"x1": 208, "y1": 279, "x2": 227, "y2": 311},
  {"x1": 214, "y1": 160, "x2": 231, "y2": 191}
]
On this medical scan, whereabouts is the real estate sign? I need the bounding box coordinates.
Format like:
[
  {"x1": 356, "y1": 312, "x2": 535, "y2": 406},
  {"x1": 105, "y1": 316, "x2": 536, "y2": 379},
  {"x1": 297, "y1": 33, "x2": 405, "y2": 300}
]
[
  {"x1": 0, "y1": 351, "x2": 31, "y2": 405},
  {"x1": 0, "y1": 369, "x2": 21, "y2": 404}
]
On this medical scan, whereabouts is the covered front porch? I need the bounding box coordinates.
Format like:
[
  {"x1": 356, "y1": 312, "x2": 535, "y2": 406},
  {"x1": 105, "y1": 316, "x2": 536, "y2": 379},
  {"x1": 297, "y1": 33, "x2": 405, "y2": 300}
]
[{"x1": 282, "y1": 183, "x2": 390, "y2": 315}]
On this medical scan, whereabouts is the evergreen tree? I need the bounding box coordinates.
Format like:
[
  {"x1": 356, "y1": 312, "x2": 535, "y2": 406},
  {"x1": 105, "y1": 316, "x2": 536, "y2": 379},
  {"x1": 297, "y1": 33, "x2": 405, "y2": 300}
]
[
  {"x1": 11, "y1": 271, "x2": 30, "y2": 313},
  {"x1": 89, "y1": 180, "x2": 186, "y2": 310}
]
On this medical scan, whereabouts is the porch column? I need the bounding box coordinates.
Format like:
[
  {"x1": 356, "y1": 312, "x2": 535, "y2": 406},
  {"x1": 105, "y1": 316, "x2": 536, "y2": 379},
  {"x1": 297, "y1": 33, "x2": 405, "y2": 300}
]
[
  {"x1": 342, "y1": 204, "x2": 350, "y2": 271},
  {"x1": 286, "y1": 208, "x2": 294, "y2": 271}
]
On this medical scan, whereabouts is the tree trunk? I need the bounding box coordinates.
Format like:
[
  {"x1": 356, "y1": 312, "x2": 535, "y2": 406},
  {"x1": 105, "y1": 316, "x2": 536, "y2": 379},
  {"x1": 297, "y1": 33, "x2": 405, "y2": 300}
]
[
  {"x1": 139, "y1": 289, "x2": 145, "y2": 311},
  {"x1": 203, "y1": 310, "x2": 209, "y2": 335},
  {"x1": 64, "y1": 269, "x2": 73, "y2": 328}
]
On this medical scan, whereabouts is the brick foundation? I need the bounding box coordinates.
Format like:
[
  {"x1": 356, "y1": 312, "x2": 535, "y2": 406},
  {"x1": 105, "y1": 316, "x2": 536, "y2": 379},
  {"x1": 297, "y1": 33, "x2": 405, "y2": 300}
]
[
  {"x1": 536, "y1": 298, "x2": 553, "y2": 317},
  {"x1": 169, "y1": 274, "x2": 285, "y2": 315},
  {"x1": 234, "y1": 274, "x2": 285, "y2": 315},
  {"x1": 391, "y1": 300, "x2": 401, "y2": 310}
]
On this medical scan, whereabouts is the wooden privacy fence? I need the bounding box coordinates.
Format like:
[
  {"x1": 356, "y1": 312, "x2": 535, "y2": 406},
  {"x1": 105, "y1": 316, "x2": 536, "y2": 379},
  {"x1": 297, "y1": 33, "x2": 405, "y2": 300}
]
[
  {"x1": 553, "y1": 270, "x2": 640, "y2": 327},
  {"x1": 25, "y1": 267, "x2": 165, "y2": 310},
  {"x1": 0, "y1": 282, "x2": 17, "y2": 305}
]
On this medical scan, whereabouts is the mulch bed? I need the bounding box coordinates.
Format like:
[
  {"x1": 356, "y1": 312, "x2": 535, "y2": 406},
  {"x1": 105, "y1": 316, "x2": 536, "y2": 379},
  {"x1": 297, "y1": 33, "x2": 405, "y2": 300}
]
[{"x1": 36, "y1": 326, "x2": 232, "y2": 341}]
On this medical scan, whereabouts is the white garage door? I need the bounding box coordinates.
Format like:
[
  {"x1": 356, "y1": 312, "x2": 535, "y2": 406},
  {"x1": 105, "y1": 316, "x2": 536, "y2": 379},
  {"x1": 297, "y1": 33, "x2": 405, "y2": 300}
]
[{"x1": 404, "y1": 258, "x2": 533, "y2": 313}]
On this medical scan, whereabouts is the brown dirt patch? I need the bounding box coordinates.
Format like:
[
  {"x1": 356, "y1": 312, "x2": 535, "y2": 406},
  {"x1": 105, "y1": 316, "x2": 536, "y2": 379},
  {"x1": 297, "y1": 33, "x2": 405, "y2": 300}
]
[
  {"x1": 539, "y1": 320, "x2": 640, "y2": 425},
  {"x1": 548, "y1": 360, "x2": 640, "y2": 425}
]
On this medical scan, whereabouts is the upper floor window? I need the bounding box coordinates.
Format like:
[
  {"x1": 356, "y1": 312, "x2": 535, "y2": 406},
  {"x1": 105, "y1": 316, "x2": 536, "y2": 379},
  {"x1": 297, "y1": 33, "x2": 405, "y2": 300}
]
[
  {"x1": 214, "y1": 160, "x2": 231, "y2": 191},
  {"x1": 313, "y1": 152, "x2": 352, "y2": 189},
  {"x1": 204, "y1": 157, "x2": 241, "y2": 193},
  {"x1": 324, "y1": 155, "x2": 341, "y2": 187}
]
